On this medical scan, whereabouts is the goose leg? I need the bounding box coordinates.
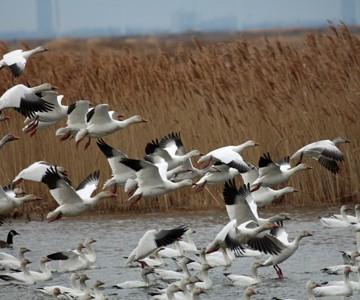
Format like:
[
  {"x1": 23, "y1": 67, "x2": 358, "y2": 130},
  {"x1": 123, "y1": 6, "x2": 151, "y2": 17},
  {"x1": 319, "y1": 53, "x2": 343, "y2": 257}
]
[
  {"x1": 84, "y1": 137, "x2": 91, "y2": 150},
  {"x1": 60, "y1": 131, "x2": 71, "y2": 141},
  {"x1": 296, "y1": 153, "x2": 303, "y2": 166}
]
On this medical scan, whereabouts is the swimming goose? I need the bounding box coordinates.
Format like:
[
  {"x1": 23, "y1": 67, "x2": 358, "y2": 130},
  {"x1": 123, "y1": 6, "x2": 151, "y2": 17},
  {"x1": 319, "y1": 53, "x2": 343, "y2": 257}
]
[
  {"x1": 197, "y1": 140, "x2": 258, "y2": 170},
  {"x1": 0, "y1": 230, "x2": 19, "y2": 248},
  {"x1": 145, "y1": 132, "x2": 200, "y2": 171},
  {"x1": 114, "y1": 266, "x2": 155, "y2": 289},
  {"x1": 257, "y1": 226, "x2": 313, "y2": 279},
  {"x1": 320, "y1": 205, "x2": 353, "y2": 228},
  {"x1": 133, "y1": 226, "x2": 187, "y2": 261},
  {"x1": 42, "y1": 167, "x2": 116, "y2": 221},
  {"x1": 37, "y1": 273, "x2": 81, "y2": 296},
  {"x1": 96, "y1": 139, "x2": 136, "y2": 192},
  {"x1": 327, "y1": 265, "x2": 360, "y2": 292},
  {"x1": 0, "y1": 183, "x2": 41, "y2": 216},
  {"x1": 333, "y1": 204, "x2": 359, "y2": 223},
  {"x1": 0, "y1": 259, "x2": 34, "y2": 285},
  {"x1": 340, "y1": 250, "x2": 360, "y2": 265},
  {"x1": 83, "y1": 238, "x2": 97, "y2": 265},
  {"x1": 75, "y1": 103, "x2": 147, "y2": 149},
  {"x1": 243, "y1": 287, "x2": 257, "y2": 300},
  {"x1": 92, "y1": 280, "x2": 106, "y2": 300},
  {"x1": 223, "y1": 262, "x2": 261, "y2": 287},
  {"x1": 150, "y1": 283, "x2": 183, "y2": 300},
  {"x1": 13, "y1": 161, "x2": 68, "y2": 185},
  {"x1": 121, "y1": 157, "x2": 193, "y2": 205},
  {"x1": 52, "y1": 287, "x2": 73, "y2": 300},
  {"x1": 251, "y1": 153, "x2": 311, "y2": 191},
  {"x1": 56, "y1": 100, "x2": 91, "y2": 141},
  {"x1": 321, "y1": 263, "x2": 359, "y2": 275},
  {"x1": 314, "y1": 266, "x2": 353, "y2": 297},
  {"x1": 0, "y1": 247, "x2": 30, "y2": 270},
  {"x1": 0, "y1": 133, "x2": 19, "y2": 150},
  {"x1": 241, "y1": 164, "x2": 298, "y2": 207},
  {"x1": 23, "y1": 92, "x2": 67, "y2": 136},
  {"x1": 0, "y1": 46, "x2": 47, "y2": 77},
  {"x1": 0, "y1": 83, "x2": 56, "y2": 119},
  {"x1": 154, "y1": 257, "x2": 193, "y2": 282},
  {"x1": 28, "y1": 256, "x2": 52, "y2": 282},
  {"x1": 291, "y1": 137, "x2": 350, "y2": 173}
]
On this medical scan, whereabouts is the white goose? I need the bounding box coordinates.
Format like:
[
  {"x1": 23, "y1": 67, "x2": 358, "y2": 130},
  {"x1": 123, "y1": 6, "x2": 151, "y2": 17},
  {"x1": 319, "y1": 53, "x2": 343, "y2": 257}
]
[
  {"x1": 320, "y1": 205, "x2": 353, "y2": 228},
  {"x1": 291, "y1": 137, "x2": 350, "y2": 173},
  {"x1": 41, "y1": 167, "x2": 116, "y2": 222},
  {"x1": 75, "y1": 103, "x2": 147, "y2": 148},
  {"x1": 114, "y1": 266, "x2": 155, "y2": 289},
  {"x1": 243, "y1": 287, "x2": 257, "y2": 300},
  {"x1": 23, "y1": 92, "x2": 68, "y2": 136},
  {"x1": 37, "y1": 273, "x2": 81, "y2": 296},
  {"x1": 0, "y1": 46, "x2": 47, "y2": 77},
  {"x1": 121, "y1": 157, "x2": 193, "y2": 205},
  {"x1": 145, "y1": 132, "x2": 200, "y2": 171},
  {"x1": 327, "y1": 265, "x2": 360, "y2": 292},
  {"x1": 251, "y1": 153, "x2": 311, "y2": 191},
  {"x1": 314, "y1": 266, "x2": 353, "y2": 297},
  {"x1": 83, "y1": 238, "x2": 97, "y2": 265},
  {"x1": 223, "y1": 262, "x2": 261, "y2": 287},
  {"x1": 0, "y1": 259, "x2": 34, "y2": 285},
  {"x1": 194, "y1": 262, "x2": 214, "y2": 290},
  {"x1": 96, "y1": 139, "x2": 136, "y2": 192},
  {"x1": 28, "y1": 257, "x2": 52, "y2": 282},
  {"x1": 0, "y1": 183, "x2": 41, "y2": 216},
  {"x1": 0, "y1": 83, "x2": 56, "y2": 119},
  {"x1": 0, "y1": 247, "x2": 31, "y2": 270}
]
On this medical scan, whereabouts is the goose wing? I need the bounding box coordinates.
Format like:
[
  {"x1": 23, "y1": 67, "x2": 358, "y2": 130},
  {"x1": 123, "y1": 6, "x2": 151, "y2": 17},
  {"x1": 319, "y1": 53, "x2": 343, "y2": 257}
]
[
  {"x1": 1, "y1": 183, "x2": 14, "y2": 199},
  {"x1": 159, "y1": 132, "x2": 186, "y2": 157},
  {"x1": 87, "y1": 104, "x2": 111, "y2": 125},
  {"x1": 258, "y1": 153, "x2": 281, "y2": 177},
  {"x1": 212, "y1": 149, "x2": 250, "y2": 173},
  {"x1": 75, "y1": 170, "x2": 100, "y2": 199},
  {"x1": 270, "y1": 225, "x2": 290, "y2": 246},
  {"x1": 67, "y1": 100, "x2": 90, "y2": 126},
  {"x1": 13, "y1": 161, "x2": 65, "y2": 183}
]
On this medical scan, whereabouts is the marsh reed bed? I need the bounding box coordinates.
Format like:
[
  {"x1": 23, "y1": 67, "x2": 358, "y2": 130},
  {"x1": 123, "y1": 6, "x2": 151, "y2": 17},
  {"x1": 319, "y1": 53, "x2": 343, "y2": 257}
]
[{"x1": 0, "y1": 25, "x2": 359, "y2": 217}]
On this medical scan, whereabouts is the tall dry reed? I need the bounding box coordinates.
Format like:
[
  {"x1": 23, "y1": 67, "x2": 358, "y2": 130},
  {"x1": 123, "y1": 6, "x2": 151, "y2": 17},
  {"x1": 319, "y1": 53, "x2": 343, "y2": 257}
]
[{"x1": 0, "y1": 25, "x2": 359, "y2": 217}]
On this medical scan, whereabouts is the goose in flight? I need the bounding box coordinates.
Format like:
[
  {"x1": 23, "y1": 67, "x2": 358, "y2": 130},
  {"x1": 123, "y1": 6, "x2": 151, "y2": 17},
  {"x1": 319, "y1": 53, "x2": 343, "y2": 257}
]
[
  {"x1": 0, "y1": 182, "x2": 42, "y2": 216},
  {"x1": 41, "y1": 167, "x2": 116, "y2": 222},
  {"x1": 132, "y1": 225, "x2": 187, "y2": 261},
  {"x1": 0, "y1": 46, "x2": 47, "y2": 77},
  {"x1": 56, "y1": 100, "x2": 91, "y2": 141},
  {"x1": 291, "y1": 137, "x2": 350, "y2": 173},
  {"x1": 145, "y1": 132, "x2": 200, "y2": 171},
  {"x1": 0, "y1": 83, "x2": 56, "y2": 120},
  {"x1": 251, "y1": 153, "x2": 311, "y2": 191},
  {"x1": 22, "y1": 92, "x2": 68, "y2": 136},
  {"x1": 13, "y1": 161, "x2": 68, "y2": 185},
  {"x1": 96, "y1": 139, "x2": 136, "y2": 192},
  {"x1": 0, "y1": 230, "x2": 19, "y2": 248},
  {"x1": 121, "y1": 157, "x2": 193, "y2": 205},
  {"x1": 75, "y1": 103, "x2": 148, "y2": 149}
]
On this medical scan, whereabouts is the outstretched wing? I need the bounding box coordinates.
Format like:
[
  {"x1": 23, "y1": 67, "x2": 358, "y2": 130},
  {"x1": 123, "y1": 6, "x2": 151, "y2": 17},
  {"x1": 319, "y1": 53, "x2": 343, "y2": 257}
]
[{"x1": 76, "y1": 170, "x2": 100, "y2": 199}]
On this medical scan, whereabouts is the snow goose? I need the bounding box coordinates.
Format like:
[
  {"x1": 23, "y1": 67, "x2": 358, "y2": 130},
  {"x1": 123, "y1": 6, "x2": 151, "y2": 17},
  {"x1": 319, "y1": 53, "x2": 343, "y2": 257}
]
[
  {"x1": 340, "y1": 250, "x2": 360, "y2": 265},
  {"x1": 333, "y1": 204, "x2": 359, "y2": 223},
  {"x1": 0, "y1": 133, "x2": 19, "y2": 150},
  {"x1": 0, "y1": 258, "x2": 34, "y2": 285},
  {"x1": 75, "y1": 104, "x2": 148, "y2": 149},
  {"x1": 28, "y1": 256, "x2": 52, "y2": 282},
  {"x1": 96, "y1": 138, "x2": 136, "y2": 192},
  {"x1": 0, "y1": 46, "x2": 47, "y2": 77},
  {"x1": 153, "y1": 257, "x2": 194, "y2": 282},
  {"x1": 56, "y1": 100, "x2": 91, "y2": 141},
  {"x1": 145, "y1": 132, "x2": 200, "y2": 171},
  {"x1": 37, "y1": 273, "x2": 81, "y2": 296},
  {"x1": 314, "y1": 266, "x2": 353, "y2": 297},
  {"x1": 199, "y1": 247, "x2": 233, "y2": 268},
  {"x1": 177, "y1": 228, "x2": 198, "y2": 254},
  {"x1": 0, "y1": 230, "x2": 19, "y2": 248},
  {"x1": 0, "y1": 247, "x2": 30, "y2": 270},
  {"x1": 194, "y1": 262, "x2": 214, "y2": 290},
  {"x1": 0, "y1": 183, "x2": 42, "y2": 216},
  {"x1": 52, "y1": 287, "x2": 73, "y2": 300},
  {"x1": 243, "y1": 287, "x2": 257, "y2": 300},
  {"x1": 13, "y1": 161, "x2": 68, "y2": 185},
  {"x1": 251, "y1": 153, "x2": 312, "y2": 191},
  {"x1": 0, "y1": 83, "x2": 56, "y2": 119},
  {"x1": 327, "y1": 265, "x2": 360, "y2": 293},
  {"x1": 83, "y1": 238, "x2": 97, "y2": 265},
  {"x1": 320, "y1": 205, "x2": 353, "y2": 228},
  {"x1": 197, "y1": 140, "x2": 259, "y2": 169},
  {"x1": 22, "y1": 92, "x2": 67, "y2": 136},
  {"x1": 133, "y1": 226, "x2": 187, "y2": 261},
  {"x1": 241, "y1": 164, "x2": 298, "y2": 207},
  {"x1": 92, "y1": 280, "x2": 106, "y2": 300},
  {"x1": 321, "y1": 262, "x2": 359, "y2": 275},
  {"x1": 42, "y1": 167, "x2": 116, "y2": 222},
  {"x1": 256, "y1": 226, "x2": 313, "y2": 279},
  {"x1": 150, "y1": 283, "x2": 183, "y2": 300},
  {"x1": 223, "y1": 261, "x2": 261, "y2": 287},
  {"x1": 114, "y1": 266, "x2": 155, "y2": 289},
  {"x1": 121, "y1": 157, "x2": 193, "y2": 205},
  {"x1": 290, "y1": 137, "x2": 350, "y2": 174}
]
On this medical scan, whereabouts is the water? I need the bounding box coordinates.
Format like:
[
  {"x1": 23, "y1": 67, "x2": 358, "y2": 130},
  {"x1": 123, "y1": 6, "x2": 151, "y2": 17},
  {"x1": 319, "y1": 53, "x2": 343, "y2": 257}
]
[{"x1": 0, "y1": 209, "x2": 357, "y2": 299}]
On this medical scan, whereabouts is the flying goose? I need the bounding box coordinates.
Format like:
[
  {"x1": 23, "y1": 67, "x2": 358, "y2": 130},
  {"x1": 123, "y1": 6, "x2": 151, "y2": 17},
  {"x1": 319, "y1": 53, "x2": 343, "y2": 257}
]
[
  {"x1": 75, "y1": 103, "x2": 148, "y2": 149},
  {"x1": 0, "y1": 230, "x2": 19, "y2": 248},
  {"x1": 251, "y1": 153, "x2": 311, "y2": 191},
  {"x1": 23, "y1": 92, "x2": 68, "y2": 136},
  {"x1": 132, "y1": 226, "x2": 187, "y2": 261},
  {"x1": 0, "y1": 83, "x2": 56, "y2": 119},
  {"x1": 145, "y1": 132, "x2": 200, "y2": 171},
  {"x1": 0, "y1": 46, "x2": 48, "y2": 77},
  {"x1": 291, "y1": 137, "x2": 350, "y2": 173},
  {"x1": 256, "y1": 226, "x2": 313, "y2": 279},
  {"x1": 96, "y1": 138, "x2": 136, "y2": 192},
  {"x1": 56, "y1": 100, "x2": 91, "y2": 141},
  {"x1": 42, "y1": 167, "x2": 116, "y2": 221},
  {"x1": 13, "y1": 161, "x2": 68, "y2": 185},
  {"x1": 121, "y1": 157, "x2": 193, "y2": 205}
]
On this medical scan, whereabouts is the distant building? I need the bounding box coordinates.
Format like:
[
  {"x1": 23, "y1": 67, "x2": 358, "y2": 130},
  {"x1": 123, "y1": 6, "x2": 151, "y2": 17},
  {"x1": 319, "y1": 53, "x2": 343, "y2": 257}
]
[{"x1": 36, "y1": 0, "x2": 55, "y2": 38}]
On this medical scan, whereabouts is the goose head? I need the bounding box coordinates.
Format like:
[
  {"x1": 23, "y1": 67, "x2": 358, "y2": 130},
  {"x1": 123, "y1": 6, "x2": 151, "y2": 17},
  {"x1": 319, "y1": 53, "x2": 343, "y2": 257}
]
[
  {"x1": 126, "y1": 115, "x2": 148, "y2": 124},
  {"x1": 8, "y1": 230, "x2": 19, "y2": 237},
  {"x1": 19, "y1": 247, "x2": 31, "y2": 254},
  {"x1": 21, "y1": 258, "x2": 31, "y2": 268},
  {"x1": 79, "y1": 274, "x2": 90, "y2": 283},
  {"x1": 244, "y1": 287, "x2": 257, "y2": 297},
  {"x1": 94, "y1": 280, "x2": 105, "y2": 290},
  {"x1": 40, "y1": 256, "x2": 52, "y2": 264},
  {"x1": 86, "y1": 238, "x2": 97, "y2": 245},
  {"x1": 0, "y1": 134, "x2": 19, "y2": 145},
  {"x1": 300, "y1": 230, "x2": 313, "y2": 239},
  {"x1": 332, "y1": 137, "x2": 350, "y2": 145}
]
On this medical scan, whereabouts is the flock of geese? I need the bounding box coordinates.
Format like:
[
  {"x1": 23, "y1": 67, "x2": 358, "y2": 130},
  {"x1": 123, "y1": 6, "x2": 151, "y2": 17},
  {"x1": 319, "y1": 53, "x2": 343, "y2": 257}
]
[{"x1": 0, "y1": 45, "x2": 356, "y2": 299}]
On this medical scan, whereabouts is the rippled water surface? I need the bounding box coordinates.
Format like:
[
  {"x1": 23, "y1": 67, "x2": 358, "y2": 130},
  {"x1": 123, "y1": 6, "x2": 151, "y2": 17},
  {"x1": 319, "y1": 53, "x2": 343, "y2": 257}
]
[{"x1": 0, "y1": 209, "x2": 357, "y2": 299}]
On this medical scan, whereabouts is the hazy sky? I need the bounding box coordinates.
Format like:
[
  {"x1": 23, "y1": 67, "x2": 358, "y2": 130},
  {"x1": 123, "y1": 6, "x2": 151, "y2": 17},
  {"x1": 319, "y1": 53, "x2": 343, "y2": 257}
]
[{"x1": 0, "y1": 0, "x2": 357, "y2": 38}]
